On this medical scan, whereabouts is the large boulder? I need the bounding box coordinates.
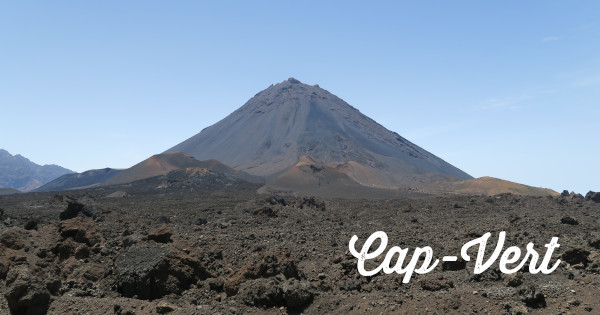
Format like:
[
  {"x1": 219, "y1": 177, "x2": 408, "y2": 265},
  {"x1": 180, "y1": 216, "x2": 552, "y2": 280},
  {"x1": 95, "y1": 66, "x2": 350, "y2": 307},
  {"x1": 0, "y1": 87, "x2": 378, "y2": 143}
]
[
  {"x1": 59, "y1": 201, "x2": 102, "y2": 221},
  {"x1": 0, "y1": 228, "x2": 30, "y2": 280},
  {"x1": 114, "y1": 242, "x2": 210, "y2": 300},
  {"x1": 4, "y1": 265, "x2": 51, "y2": 315},
  {"x1": 0, "y1": 227, "x2": 29, "y2": 250},
  {"x1": 59, "y1": 201, "x2": 85, "y2": 220},
  {"x1": 281, "y1": 279, "x2": 314, "y2": 309},
  {"x1": 586, "y1": 191, "x2": 600, "y2": 203},
  {"x1": 224, "y1": 252, "x2": 300, "y2": 295},
  {"x1": 147, "y1": 225, "x2": 172, "y2": 243},
  {"x1": 0, "y1": 254, "x2": 10, "y2": 280},
  {"x1": 561, "y1": 216, "x2": 579, "y2": 225},
  {"x1": 562, "y1": 247, "x2": 591, "y2": 267},
  {"x1": 58, "y1": 217, "x2": 103, "y2": 247},
  {"x1": 114, "y1": 242, "x2": 171, "y2": 300}
]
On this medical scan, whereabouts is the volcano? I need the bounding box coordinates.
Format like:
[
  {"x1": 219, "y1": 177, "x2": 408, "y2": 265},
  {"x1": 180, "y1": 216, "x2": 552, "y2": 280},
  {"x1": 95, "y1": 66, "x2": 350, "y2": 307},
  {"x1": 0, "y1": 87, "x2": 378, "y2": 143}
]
[
  {"x1": 102, "y1": 152, "x2": 262, "y2": 186},
  {"x1": 166, "y1": 78, "x2": 473, "y2": 192}
]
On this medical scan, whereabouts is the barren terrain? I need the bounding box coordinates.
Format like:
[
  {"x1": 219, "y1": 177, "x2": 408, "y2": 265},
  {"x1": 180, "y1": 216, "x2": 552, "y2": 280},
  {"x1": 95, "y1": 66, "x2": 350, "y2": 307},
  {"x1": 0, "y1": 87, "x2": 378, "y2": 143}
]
[{"x1": 1, "y1": 182, "x2": 599, "y2": 314}]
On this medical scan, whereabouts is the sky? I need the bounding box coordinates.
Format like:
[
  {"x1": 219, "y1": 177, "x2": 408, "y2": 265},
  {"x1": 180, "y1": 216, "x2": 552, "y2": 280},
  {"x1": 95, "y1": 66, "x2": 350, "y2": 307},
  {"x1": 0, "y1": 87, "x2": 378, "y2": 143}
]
[{"x1": 1, "y1": 1, "x2": 598, "y2": 194}]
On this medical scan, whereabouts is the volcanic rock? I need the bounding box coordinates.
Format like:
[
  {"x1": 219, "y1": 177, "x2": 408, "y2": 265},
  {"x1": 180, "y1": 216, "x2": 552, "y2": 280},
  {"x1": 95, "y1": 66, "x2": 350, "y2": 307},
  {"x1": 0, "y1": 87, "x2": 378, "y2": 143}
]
[
  {"x1": 588, "y1": 233, "x2": 600, "y2": 249},
  {"x1": 24, "y1": 219, "x2": 39, "y2": 230},
  {"x1": 114, "y1": 242, "x2": 171, "y2": 299},
  {"x1": 253, "y1": 207, "x2": 277, "y2": 218},
  {"x1": 561, "y1": 216, "x2": 579, "y2": 225},
  {"x1": 122, "y1": 234, "x2": 140, "y2": 248},
  {"x1": 503, "y1": 273, "x2": 524, "y2": 287},
  {"x1": 0, "y1": 172, "x2": 596, "y2": 313},
  {"x1": 114, "y1": 242, "x2": 210, "y2": 300},
  {"x1": 224, "y1": 252, "x2": 300, "y2": 295},
  {"x1": 4, "y1": 264, "x2": 51, "y2": 315},
  {"x1": 266, "y1": 196, "x2": 287, "y2": 206},
  {"x1": 147, "y1": 225, "x2": 173, "y2": 243},
  {"x1": 237, "y1": 278, "x2": 314, "y2": 309},
  {"x1": 572, "y1": 193, "x2": 584, "y2": 199},
  {"x1": 195, "y1": 218, "x2": 208, "y2": 225},
  {"x1": 420, "y1": 276, "x2": 454, "y2": 291},
  {"x1": 520, "y1": 286, "x2": 547, "y2": 309},
  {"x1": 0, "y1": 255, "x2": 10, "y2": 279},
  {"x1": 59, "y1": 217, "x2": 103, "y2": 246},
  {"x1": 441, "y1": 257, "x2": 466, "y2": 271},
  {"x1": 238, "y1": 278, "x2": 284, "y2": 307},
  {"x1": 561, "y1": 248, "x2": 591, "y2": 266},
  {"x1": 338, "y1": 280, "x2": 361, "y2": 292},
  {"x1": 0, "y1": 227, "x2": 29, "y2": 250},
  {"x1": 281, "y1": 279, "x2": 314, "y2": 309},
  {"x1": 586, "y1": 191, "x2": 600, "y2": 203},
  {"x1": 156, "y1": 301, "x2": 176, "y2": 314},
  {"x1": 59, "y1": 201, "x2": 85, "y2": 220}
]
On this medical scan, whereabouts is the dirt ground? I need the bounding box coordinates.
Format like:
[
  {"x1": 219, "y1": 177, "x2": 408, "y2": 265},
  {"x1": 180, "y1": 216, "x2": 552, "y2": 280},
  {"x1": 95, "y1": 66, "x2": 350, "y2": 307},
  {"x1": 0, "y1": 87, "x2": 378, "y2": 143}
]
[{"x1": 1, "y1": 185, "x2": 599, "y2": 314}]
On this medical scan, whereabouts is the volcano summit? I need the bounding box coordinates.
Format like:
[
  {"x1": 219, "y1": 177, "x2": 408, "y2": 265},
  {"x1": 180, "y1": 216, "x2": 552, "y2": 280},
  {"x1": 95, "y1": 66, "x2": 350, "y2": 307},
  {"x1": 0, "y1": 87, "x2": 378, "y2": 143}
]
[{"x1": 166, "y1": 78, "x2": 475, "y2": 193}]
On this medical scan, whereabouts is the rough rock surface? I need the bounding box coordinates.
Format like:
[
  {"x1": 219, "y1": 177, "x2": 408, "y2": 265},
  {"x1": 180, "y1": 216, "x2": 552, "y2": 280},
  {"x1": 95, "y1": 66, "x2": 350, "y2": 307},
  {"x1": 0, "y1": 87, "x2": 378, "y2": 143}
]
[
  {"x1": 114, "y1": 241, "x2": 210, "y2": 300},
  {"x1": 0, "y1": 227, "x2": 29, "y2": 250},
  {"x1": 59, "y1": 201, "x2": 85, "y2": 220},
  {"x1": 4, "y1": 265, "x2": 50, "y2": 315},
  {"x1": 586, "y1": 191, "x2": 600, "y2": 203},
  {"x1": 1, "y1": 189, "x2": 600, "y2": 314},
  {"x1": 147, "y1": 225, "x2": 172, "y2": 243},
  {"x1": 237, "y1": 277, "x2": 314, "y2": 309},
  {"x1": 59, "y1": 217, "x2": 103, "y2": 246},
  {"x1": 224, "y1": 252, "x2": 301, "y2": 296},
  {"x1": 114, "y1": 242, "x2": 171, "y2": 299}
]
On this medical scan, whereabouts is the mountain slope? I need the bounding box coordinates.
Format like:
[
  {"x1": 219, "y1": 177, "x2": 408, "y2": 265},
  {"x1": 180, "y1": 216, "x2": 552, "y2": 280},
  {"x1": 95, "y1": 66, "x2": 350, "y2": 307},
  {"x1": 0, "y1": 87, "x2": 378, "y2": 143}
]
[
  {"x1": 101, "y1": 152, "x2": 263, "y2": 186},
  {"x1": 0, "y1": 149, "x2": 74, "y2": 192},
  {"x1": 35, "y1": 168, "x2": 123, "y2": 192},
  {"x1": 427, "y1": 176, "x2": 558, "y2": 197},
  {"x1": 114, "y1": 167, "x2": 262, "y2": 195},
  {"x1": 0, "y1": 188, "x2": 21, "y2": 195},
  {"x1": 258, "y1": 156, "x2": 426, "y2": 198},
  {"x1": 166, "y1": 78, "x2": 472, "y2": 188}
]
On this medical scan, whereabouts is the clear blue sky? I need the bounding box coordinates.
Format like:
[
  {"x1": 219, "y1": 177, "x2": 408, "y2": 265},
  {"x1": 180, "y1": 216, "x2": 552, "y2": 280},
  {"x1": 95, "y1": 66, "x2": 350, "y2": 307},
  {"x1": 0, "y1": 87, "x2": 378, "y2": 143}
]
[{"x1": 1, "y1": 1, "x2": 598, "y2": 194}]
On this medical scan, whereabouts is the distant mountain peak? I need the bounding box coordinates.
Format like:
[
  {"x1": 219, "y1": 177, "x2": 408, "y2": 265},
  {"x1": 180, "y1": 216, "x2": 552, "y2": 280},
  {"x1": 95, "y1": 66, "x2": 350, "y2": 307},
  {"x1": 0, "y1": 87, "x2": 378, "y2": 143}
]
[
  {"x1": 0, "y1": 149, "x2": 74, "y2": 192},
  {"x1": 166, "y1": 79, "x2": 472, "y2": 191}
]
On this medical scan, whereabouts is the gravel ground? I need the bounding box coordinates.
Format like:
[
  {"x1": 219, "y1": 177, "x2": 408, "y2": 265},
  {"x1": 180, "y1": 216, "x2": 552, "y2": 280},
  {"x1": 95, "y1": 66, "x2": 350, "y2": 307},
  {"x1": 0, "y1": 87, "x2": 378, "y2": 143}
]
[{"x1": 1, "y1": 186, "x2": 599, "y2": 314}]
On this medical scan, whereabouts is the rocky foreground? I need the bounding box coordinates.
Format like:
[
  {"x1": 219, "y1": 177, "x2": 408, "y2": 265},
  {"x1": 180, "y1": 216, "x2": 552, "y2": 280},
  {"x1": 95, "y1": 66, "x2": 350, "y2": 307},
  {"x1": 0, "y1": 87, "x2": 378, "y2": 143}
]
[{"x1": 1, "y1": 189, "x2": 600, "y2": 314}]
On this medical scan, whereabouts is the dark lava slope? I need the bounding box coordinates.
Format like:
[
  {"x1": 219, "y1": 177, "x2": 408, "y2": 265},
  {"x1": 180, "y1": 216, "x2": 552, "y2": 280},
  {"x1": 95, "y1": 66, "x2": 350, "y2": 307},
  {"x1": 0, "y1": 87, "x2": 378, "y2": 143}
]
[{"x1": 35, "y1": 168, "x2": 123, "y2": 192}]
